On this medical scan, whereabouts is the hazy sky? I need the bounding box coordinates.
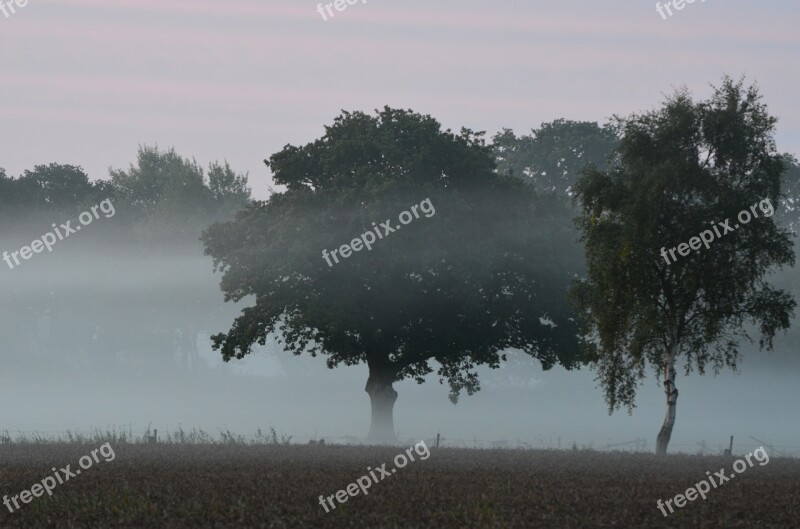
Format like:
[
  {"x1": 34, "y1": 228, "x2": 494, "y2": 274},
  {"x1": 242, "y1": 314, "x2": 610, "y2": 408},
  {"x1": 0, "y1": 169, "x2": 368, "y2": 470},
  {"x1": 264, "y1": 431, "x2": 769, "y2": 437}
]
[{"x1": 1, "y1": 0, "x2": 798, "y2": 199}]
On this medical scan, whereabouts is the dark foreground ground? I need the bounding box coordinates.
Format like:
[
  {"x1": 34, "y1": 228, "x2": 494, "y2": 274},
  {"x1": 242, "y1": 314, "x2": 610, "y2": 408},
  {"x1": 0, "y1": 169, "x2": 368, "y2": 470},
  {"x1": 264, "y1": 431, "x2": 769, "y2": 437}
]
[{"x1": 0, "y1": 443, "x2": 797, "y2": 528}]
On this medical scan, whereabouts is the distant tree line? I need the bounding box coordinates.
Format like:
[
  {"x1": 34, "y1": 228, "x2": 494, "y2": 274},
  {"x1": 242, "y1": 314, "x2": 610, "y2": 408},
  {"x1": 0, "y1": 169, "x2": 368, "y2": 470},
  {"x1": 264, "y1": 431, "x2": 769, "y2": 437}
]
[
  {"x1": 0, "y1": 146, "x2": 251, "y2": 245},
  {"x1": 0, "y1": 147, "x2": 252, "y2": 378}
]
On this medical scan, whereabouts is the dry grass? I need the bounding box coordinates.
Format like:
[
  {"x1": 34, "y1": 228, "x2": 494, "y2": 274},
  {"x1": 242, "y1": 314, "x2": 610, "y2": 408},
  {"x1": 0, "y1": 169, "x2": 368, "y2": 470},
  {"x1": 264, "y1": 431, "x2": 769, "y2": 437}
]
[{"x1": 0, "y1": 443, "x2": 797, "y2": 528}]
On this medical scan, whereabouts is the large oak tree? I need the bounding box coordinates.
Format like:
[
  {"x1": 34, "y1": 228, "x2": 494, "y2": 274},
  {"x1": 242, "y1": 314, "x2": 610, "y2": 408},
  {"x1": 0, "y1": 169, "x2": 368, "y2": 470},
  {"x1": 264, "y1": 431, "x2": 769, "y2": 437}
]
[{"x1": 202, "y1": 107, "x2": 583, "y2": 440}]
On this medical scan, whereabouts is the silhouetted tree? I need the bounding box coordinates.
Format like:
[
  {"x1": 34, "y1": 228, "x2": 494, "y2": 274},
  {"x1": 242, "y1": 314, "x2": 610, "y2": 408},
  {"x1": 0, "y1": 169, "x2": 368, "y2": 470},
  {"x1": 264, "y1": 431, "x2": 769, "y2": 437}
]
[
  {"x1": 493, "y1": 119, "x2": 619, "y2": 196},
  {"x1": 110, "y1": 146, "x2": 251, "y2": 246},
  {"x1": 203, "y1": 107, "x2": 583, "y2": 440}
]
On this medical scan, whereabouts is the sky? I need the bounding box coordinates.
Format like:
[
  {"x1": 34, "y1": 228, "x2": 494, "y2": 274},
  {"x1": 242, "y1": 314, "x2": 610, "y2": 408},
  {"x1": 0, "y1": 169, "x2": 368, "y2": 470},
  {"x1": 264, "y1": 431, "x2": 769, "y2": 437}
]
[{"x1": 1, "y1": 0, "x2": 799, "y2": 200}]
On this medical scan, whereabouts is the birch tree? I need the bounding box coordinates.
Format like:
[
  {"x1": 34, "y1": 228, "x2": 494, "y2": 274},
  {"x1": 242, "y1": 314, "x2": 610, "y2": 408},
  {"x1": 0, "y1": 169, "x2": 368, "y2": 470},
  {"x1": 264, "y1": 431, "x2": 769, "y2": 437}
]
[{"x1": 572, "y1": 77, "x2": 796, "y2": 455}]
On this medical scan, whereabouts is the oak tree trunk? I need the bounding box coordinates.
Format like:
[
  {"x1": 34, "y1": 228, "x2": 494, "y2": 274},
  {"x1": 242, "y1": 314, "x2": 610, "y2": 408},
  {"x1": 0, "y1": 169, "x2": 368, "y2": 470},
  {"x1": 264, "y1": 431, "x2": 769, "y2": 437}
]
[{"x1": 365, "y1": 365, "x2": 398, "y2": 441}]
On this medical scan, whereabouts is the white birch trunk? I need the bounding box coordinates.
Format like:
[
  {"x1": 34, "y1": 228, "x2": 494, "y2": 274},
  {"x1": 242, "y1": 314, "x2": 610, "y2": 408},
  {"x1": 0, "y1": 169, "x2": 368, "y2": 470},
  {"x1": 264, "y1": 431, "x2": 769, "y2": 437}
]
[{"x1": 656, "y1": 331, "x2": 679, "y2": 455}]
